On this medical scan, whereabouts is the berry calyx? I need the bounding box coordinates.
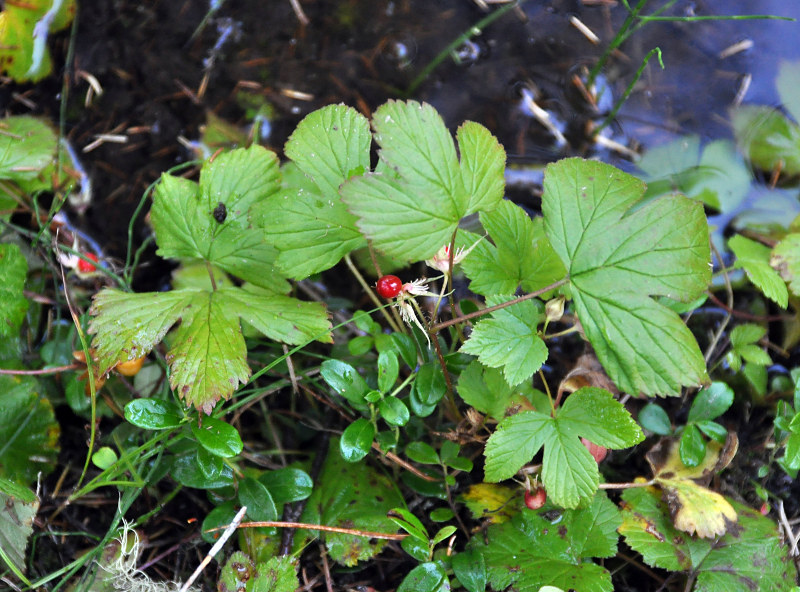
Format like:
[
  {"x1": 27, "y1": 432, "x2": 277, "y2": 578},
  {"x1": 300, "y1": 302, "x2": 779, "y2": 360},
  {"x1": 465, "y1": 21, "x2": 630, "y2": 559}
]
[
  {"x1": 77, "y1": 253, "x2": 99, "y2": 273},
  {"x1": 524, "y1": 487, "x2": 547, "y2": 510},
  {"x1": 376, "y1": 275, "x2": 403, "y2": 299}
]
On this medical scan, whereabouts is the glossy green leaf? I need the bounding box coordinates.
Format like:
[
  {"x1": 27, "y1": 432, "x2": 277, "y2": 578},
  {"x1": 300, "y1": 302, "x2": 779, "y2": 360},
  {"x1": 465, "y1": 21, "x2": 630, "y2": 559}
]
[
  {"x1": 340, "y1": 418, "x2": 375, "y2": 462},
  {"x1": 771, "y1": 232, "x2": 800, "y2": 297},
  {"x1": 377, "y1": 350, "x2": 399, "y2": 393},
  {"x1": 150, "y1": 145, "x2": 288, "y2": 293},
  {"x1": 397, "y1": 561, "x2": 449, "y2": 592},
  {"x1": 415, "y1": 363, "x2": 447, "y2": 407},
  {"x1": 0, "y1": 375, "x2": 59, "y2": 486},
  {"x1": 679, "y1": 424, "x2": 706, "y2": 467},
  {"x1": 461, "y1": 298, "x2": 547, "y2": 387},
  {"x1": 543, "y1": 158, "x2": 710, "y2": 397},
  {"x1": 732, "y1": 105, "x2": 800, "y2": 176},
  {"x1": 196, "y1": 447, "x2": 225, "y2": 480},
  {"x1": 688, "y1": 383, "x2": 734, "y2": 422},
  {"x1": 0, "y1": 244, "x2": 28, "y2": 338},
  {"x1": 387, "y1": 507, "x2": 428, "y2": 541},
  {"x1": 172, "y1": 453, "x2": 234, "y2": 489},
  {"x1": 405, "y1": 441, "x2": 440, "y2": 465},
  {"x1": 484, "y1": 387, "x2": 643, "y2": 508},
  {"x1": 729, "y1": 234, "x2": 788, "y2": 308},
  {"x1": 239, "y1": 477, "x2": 278, "y2": 522},
  {"x1": 300, "y1": 439, "x2": 404, "y2": 566},
  {"x1": 201, "y1": 501, "x2": 237, "y2": 544},
  {"x1": 431, "y1": 525, "x2": 457, "y2": 545},
  {"x1": 638, "y1": 403, "x2": 672, "y2": 435},
  {"x1": 191, "y1": 417, "x2": 243, "y2": 458},
  {"x1": 379, "y1": 396, "x2": 410, "y2": 427},
  {"x1": 478, "y1": 491, "x2": 620, "y2": 592},
  {"x1": 462, "y1": 201, "x2": 565, "y2": 296},
  {"x1": 0, "y1": 478, "x2": 38, "y2": 576},
  {"x1": 696, "y1": 420, "x2": 728, "y2": 443},
  {"x1": 258, "y1": 468, "x2": 313, "y2": 504},
  {"x1": 620, "y1": 487, "x2": 798, "y2": 592},
  {"x1": 124, "y1": 398, "x2": 184, "y2": 430},
  {"x1": 320, "y1": 359, "x2": 369, "y2": 408}
]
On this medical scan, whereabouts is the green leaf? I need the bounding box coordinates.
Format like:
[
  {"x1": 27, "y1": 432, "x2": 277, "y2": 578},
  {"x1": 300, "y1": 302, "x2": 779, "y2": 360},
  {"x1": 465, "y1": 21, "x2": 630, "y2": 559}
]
[
  {"x1": 91, "y1": 447, "x2": 118, "y2": 470},
  {"x1": 405, "y1": 441, "x2": 440, "y2": 465},
  {"x1": 124, "y1": 399, "x2": 184, "y2": 430},
  {"x1": 0, "y1": 244, "x2": 28, "y2": 338},
  {"x1": 258, "y1": 468, "x2": 313, "y2": 504},
  {"x1": 543, "y1": 157, "x2": 710, "y2": 397},
  {"x1": 484, "y1": 387, "x2": 643, "y2": 508},
  {"x1": 249, "y1": 556, "x2": 299, "y2": 592},
  {"x1": 729, "y1": 234, "x2": 789, "y2": 308},
  {"x1": 220, "y1": 285, "x2": 332, "y2": 345},
  {"x1": 340, "y1": 418, "x2": 375, "y2": 462},
  {"x1": 0, "y1": 478, "x2": 38, "y2": 577},
  {"x1": 688, "y1": 382, "x2": 734, "y2": 422},
  {"x1": 460, "y1": 298, "x2": 547, "y2": 387},
  {"x1": 387, "y1": 508, "x2": 428, "y2": 541},
  {"x1": 461, "y1": 201, "x2": 565, "y2": 296},
  {"x1": 771, "y1": 232, "x2": 800, "y2": 297},
  {"x1": 320, "y1": 359, "x2": 369, "y2": 408},
  {"x1": 239, "y1": 477, "x2": 278, "y2": 522},
  {"x1": 379, "y1": 397, "x2": 410, "y2": 427},
  {"x1": 638, "y1": 403, "x2": 672, "y2": 435},
  {"x1": 457, "y1": 360, "x2": 540, "y2": 420},
  {"x1": 285, "y1": 104, "x2": 371, "y2": 199},
  {"x1": 431, "y1": 525, "x2": 457, "y2": 545},
  {"x1": 679, "y1": 423, "x2": 706, "y2": 467},
  {"x1": 457, "y1": 121, "x2": 505, "y2": 214},
  {"x1": 173, "y1": 452, "x2": 234, "y2": 489},
  {"x1": 696, "y1": 420, "x2": 728, "y2": 443},
  {"x1": 729, "y1": 323, "x2": 766, "y2": 348},
  {"x1": 0, "y1": 0, "x2": 75, "y2": 82},
  {"x1": 620, "y1": 487, "x2": 798, "y2": 592},
  {"x1": 397, "y1": 562, "x2": 449, "y2": 592},
  {"x1": 0, "y1": 116, "x2": 57, "y2": 181},
  {"x1": 150, "y1": 145, "x2": 288, "y2": 293},
  {"x1": 451, "y1": 548, "x2": 487, "y2": 592},
  {"x1": 414, "y1": 363, "x2": 447, "y2": 407},
  {"x1": 341, "y1": 101, "x2": 503, "y2": 261},
  {"x1": 0, "y1": 375, "x2": 59, "y2": 486},
  {"x1": 732, "y1": 105, "x2": 800, "y2": 176},
  {"x1": 377, "y1": 350, "x2": 399, "y2": 393},
  {"x1": 191, "y1": 417, "x2": 243, "y2": 458},
  {"x1": 300, "y1": 439, "x2": 404, "y2": 566},
  {"x1": 478, "y1": 491, "x2": 620, "y2": 592},
  {"x1": 90, "y1": 285, "x2": 330, "y2": 413}
]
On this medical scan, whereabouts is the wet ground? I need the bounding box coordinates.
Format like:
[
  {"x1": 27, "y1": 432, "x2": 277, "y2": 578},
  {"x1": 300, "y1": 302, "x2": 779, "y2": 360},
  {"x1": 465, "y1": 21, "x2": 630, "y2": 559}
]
[{"x1": 3, "y1": 0, "x2": 799, "y2": 287}]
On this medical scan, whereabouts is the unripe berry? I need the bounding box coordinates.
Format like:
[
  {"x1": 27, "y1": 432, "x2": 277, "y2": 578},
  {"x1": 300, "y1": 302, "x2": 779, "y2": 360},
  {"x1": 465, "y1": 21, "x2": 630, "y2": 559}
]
[
  {"x1": 524, "y1": 486, "x2": 546, "y2": 510},
  {"x1": 581, "y1": 437, "x2": 608, "y2": 463}
]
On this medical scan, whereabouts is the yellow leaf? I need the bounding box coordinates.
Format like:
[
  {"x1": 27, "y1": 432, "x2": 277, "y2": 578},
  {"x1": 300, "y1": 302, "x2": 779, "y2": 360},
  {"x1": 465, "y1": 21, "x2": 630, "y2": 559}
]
[
  {"x1": 461, "y1": 483, "x2": 516, "y2": 524},
  {"x1": 657, "y1": 477, "x2": 737, "y2": 538}
]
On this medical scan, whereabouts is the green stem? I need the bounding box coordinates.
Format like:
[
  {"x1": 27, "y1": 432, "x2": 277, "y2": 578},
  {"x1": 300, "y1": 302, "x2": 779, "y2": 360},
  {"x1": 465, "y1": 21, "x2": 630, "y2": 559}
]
[
  {"x1": 344, "y1": 254, "x2": 403, "y2": 334},
  {"x1": 593, "y1": 47, "x2": 663, "y2": 136},
  {"x1": 587, "y1": 0, "x2": 649, "y2": 88},
  {"x1": 405, "y1": 1, "x2": 522, "y2": 96}
]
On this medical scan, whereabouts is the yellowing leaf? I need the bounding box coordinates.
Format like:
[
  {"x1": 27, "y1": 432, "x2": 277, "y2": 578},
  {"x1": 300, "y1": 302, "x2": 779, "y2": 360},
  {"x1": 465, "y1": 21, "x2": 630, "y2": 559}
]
[
  {"x1": 657, "y1": 477, "x2": 736, "y2": 538},
  {"x1": 460, "y1": 483, "x2": 516, "y2": 524},
  {"x1": 645, "y1": 435, "x2": 740, "y2": 538}
]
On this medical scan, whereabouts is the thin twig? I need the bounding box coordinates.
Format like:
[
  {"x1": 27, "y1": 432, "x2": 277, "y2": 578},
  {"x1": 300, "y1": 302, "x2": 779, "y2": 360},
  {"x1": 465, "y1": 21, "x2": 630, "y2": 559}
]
[{"x1": 221, "y1": 520, "x2": 406, "y2": 540}]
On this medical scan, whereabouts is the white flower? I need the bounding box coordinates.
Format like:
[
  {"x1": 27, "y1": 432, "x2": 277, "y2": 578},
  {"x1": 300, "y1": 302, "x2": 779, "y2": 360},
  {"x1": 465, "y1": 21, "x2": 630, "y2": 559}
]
[{"x1": 425, "y1": 237, "x2": 483, "y2": 274}]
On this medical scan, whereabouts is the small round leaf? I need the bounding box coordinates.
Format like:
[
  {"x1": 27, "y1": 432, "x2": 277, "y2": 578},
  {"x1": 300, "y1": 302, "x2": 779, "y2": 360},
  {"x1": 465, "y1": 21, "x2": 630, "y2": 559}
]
[
  {"x1": 340, "y1": 418, "x2": 375, "y2": 462},
  {"x1": 124, "y1": 399, "x2": 183, "y2": 430},
  {"x1": 191, "y1": 417, "x2": 243, "y2": 458}
]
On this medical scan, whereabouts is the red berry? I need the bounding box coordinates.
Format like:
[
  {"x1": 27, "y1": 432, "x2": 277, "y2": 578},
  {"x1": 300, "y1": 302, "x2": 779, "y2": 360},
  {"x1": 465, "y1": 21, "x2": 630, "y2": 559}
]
[
  {"x1": 581, "y1": 437, "x2": 608, "y2": 463},
  {"x1": 376, "y1": 275, "x2": 403, "y2": 299},
  {"x1": 524, "y1": 487, "x2": 546, "y2": 510},
  {"x1": 77, "y1": 253, "x2": 99, "y2": 273}
]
